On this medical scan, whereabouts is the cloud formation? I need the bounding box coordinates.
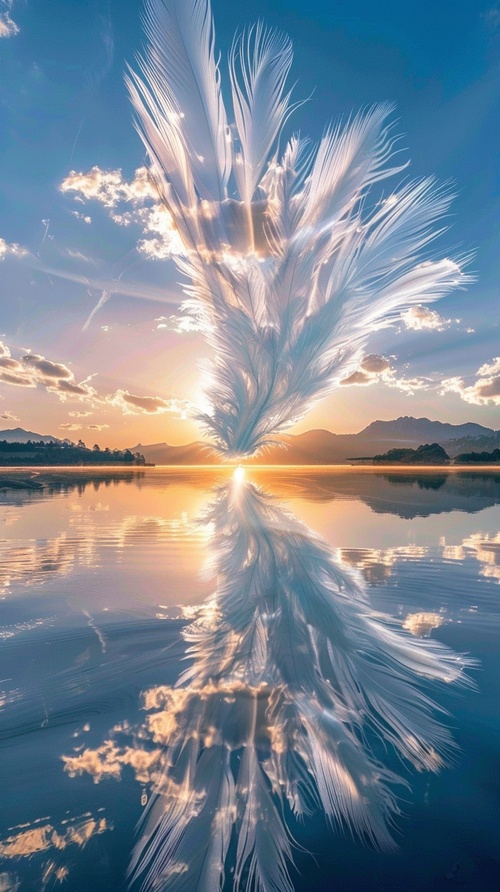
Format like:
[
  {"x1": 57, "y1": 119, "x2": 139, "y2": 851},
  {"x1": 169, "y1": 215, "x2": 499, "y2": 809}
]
[
  {"x1": 0, "y1": 410, "x2": 19, "y2": 422},
  {"x1": 155, "y1": 314, "x2": 203, "y2": 334},
  {"x1": 60, "y1": 166, "x2": 184, "y2": 259},
  {"x1": 440, "y1": 356, "x2": 500, "y2": 406},
  {"x1": 340, "y1": 353, "x2": 430, "y2": 395},
  {"x1": 0, "y1": 2, "x2": 18, "y2": 38},
  {"x1": 60, "y1": 422, "x2": 110, "y2": 432},
  {"x1": 108, "y1": 389, "x2": 192, "y2": 418},
  {"x1": 0, "y1": 237, "x2": 27, "y2": 259},
  {"x1": 401, "y1": 305, "x2": 453, "y2": 331},
  {"x1": 0, "y1": 341, "x2": 192, "y2": 428},
  {"x1": 0, "y1": 341, "x2": 96, "y2": 400}
]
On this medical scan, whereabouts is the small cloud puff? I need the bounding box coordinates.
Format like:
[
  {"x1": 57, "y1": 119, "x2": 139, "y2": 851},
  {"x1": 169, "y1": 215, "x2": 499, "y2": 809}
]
[
  {"x1": 155, "y1": 314, "x2": 203, "y2": 334},
  {"x1": 401, "y1": 305, "x2": 454, "y2": 332},
  {"x1": 0, "y1": 237, "x2": 27, "y2": 259},
  {"x1": 0, "y1": 410, "x2": 19, "y2": 422},
  {"x1": 440, "y1": 356, "x2": 500, "y2": 406}
]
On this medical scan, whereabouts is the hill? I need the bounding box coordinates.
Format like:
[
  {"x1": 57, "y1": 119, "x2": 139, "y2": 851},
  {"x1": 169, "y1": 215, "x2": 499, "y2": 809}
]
[
  {"x1": 0, "y1": 427, "x2": 65, "y2": 444},
  {"x1": 372, "y1": 443, "x2": 450, "y2": 465}
]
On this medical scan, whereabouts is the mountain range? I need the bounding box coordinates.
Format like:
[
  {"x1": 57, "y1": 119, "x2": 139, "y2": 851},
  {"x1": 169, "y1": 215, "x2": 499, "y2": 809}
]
[
  {"x1": 2, "y1": 418, "x2": 499, "y2": 464},
  {"x1": 128, "y1": 416, "x2": 500, "y2": 465}
]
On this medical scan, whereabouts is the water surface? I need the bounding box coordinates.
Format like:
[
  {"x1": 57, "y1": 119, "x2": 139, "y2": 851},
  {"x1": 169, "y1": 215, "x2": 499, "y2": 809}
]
[{"x1": 1, "y1": 468, "x2": 499, "y2": 891}]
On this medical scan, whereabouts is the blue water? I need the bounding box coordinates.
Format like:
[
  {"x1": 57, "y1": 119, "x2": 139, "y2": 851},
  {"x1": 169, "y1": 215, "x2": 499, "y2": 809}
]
[{"x1": 1, "y1": 468, "x2": 500, "y2": 891}]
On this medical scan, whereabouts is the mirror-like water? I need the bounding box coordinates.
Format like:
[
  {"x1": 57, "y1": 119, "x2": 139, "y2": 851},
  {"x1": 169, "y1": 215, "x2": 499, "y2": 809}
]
[{"x1": 1, "y1": 469, "x2": 499, "y2": 891}]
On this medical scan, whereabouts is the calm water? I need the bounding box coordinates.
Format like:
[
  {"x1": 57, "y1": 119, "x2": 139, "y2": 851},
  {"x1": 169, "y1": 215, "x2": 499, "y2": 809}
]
[{"x1": 1, "y1": 468, "x2": 500, "y2": 891}]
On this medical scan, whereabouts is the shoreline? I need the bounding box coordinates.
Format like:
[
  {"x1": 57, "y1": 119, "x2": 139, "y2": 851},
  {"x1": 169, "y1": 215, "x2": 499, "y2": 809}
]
[{"x1": 0, "y1": 464, "x2": 499, "y2": 473}]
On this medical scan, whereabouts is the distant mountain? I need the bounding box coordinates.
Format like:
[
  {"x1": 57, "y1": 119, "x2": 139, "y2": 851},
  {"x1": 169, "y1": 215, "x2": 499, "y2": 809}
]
[
  {"x1": 0, "y1": 427, "x2": 65, "y2": 444},
  {"x1": 358, "y1": 416, "x2": 494, "y2": 442},
  {"x1": 444, "y1": 430, "x2": 500, "y2": 457},
  {"x1": 129, "y1": 441, "x2": 221, "y2": 465},
  {"x1": 128, "y1": 417, "x2": 500, "y2": 465}
]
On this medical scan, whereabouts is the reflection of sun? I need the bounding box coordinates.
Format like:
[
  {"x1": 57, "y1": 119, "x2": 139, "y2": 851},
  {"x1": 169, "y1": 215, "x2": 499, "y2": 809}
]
[{"x1": 233, "y1": 465, "x2": 245, "y2": 483}]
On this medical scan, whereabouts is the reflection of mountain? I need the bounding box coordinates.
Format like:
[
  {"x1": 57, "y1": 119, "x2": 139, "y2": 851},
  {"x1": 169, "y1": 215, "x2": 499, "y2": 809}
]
[
  {"x1": 3, "y1": 468, "x2": 500, "y2": 520},
  {"x1": 62, "y1": 479, "x2": 473, "y2": 892},
  {"x1": 259, "y1": 470, "x2": 500, "y2": 518}
]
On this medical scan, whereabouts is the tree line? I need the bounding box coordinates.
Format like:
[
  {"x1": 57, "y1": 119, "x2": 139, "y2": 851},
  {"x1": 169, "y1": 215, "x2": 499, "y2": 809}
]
[{"x1": 0, "y1": 440, "x2": 146, "y2": 465}]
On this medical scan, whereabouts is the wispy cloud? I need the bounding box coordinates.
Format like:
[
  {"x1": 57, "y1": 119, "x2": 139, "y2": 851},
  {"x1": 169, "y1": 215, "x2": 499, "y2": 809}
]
[
  {"x1": 59, "y1": 422, "x2": 109, "y2": 432},
  {"x1": 440, "y1": 356, "x2": 500, "y2": 406},
  {"x1": 0, "y1": 409, "x2": 19, "y2": 422},
  {"x1": 481, "y1": 4, "x2": 500, "y2": 31}
]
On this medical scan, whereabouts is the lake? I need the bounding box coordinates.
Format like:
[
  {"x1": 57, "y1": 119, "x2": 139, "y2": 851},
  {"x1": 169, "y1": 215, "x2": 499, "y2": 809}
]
[{"x1": 1, "y1": 467, "x2": 500, "y2": 891}]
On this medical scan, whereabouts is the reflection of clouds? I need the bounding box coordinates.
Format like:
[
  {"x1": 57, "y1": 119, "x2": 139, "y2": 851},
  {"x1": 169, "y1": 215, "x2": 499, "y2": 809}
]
[
  {"x1": 339, "y1": 545, "x2": 428, "y2": 583},
  {"x1": 341, "y1": 535, "x2": 500, "y2": 588},
  {"x1": 0, "y1": 533, "x2": 96, "y2": 594},
  {"x1": 442, "y1": 532, "x2": 500, "y2": 582},
  {"x1": 62, "y1": 739, "x2": 161, "y2": 785},
  {"x1": 0, "y1": 507, "x2": 207, "y2": 596},
  {"x1": 0, "y1": 813, "x2": 110, "y2": 858},
  {"x1": 0, "y1": 618, "x2": 48, "y2": 640},
  {"x1": 0, "y1": 688, "x2": 21, "y2": 710},
  {"x1": 403, "y1": 612, "x2": 445, "y2": 637},
  {"x1": 40, "y1": 862, "x2": 69, "y2": 888},
  {"x1": 64, "y1": 480, "x2": 474, "y2": 892}
]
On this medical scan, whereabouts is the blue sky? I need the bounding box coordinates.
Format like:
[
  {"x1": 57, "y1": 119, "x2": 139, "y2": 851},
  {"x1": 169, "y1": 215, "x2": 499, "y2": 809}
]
[{"x1": 0, "y1": 0, "x2": 499, "y2": 446}]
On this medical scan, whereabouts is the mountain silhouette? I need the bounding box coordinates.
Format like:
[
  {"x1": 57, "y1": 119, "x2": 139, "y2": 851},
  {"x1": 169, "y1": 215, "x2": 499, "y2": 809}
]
[
  {"x1": 129, "y1": 417, "x2": 499, "y2": 465},
  {"x1": 0, "y1": 427, "x2": 65, "y2": 444}
]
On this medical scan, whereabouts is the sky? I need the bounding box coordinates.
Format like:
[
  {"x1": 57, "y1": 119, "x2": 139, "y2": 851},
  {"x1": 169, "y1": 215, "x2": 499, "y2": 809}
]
[{"x1": 0, "y1": 0, "x2": 499, "y2": 449}]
